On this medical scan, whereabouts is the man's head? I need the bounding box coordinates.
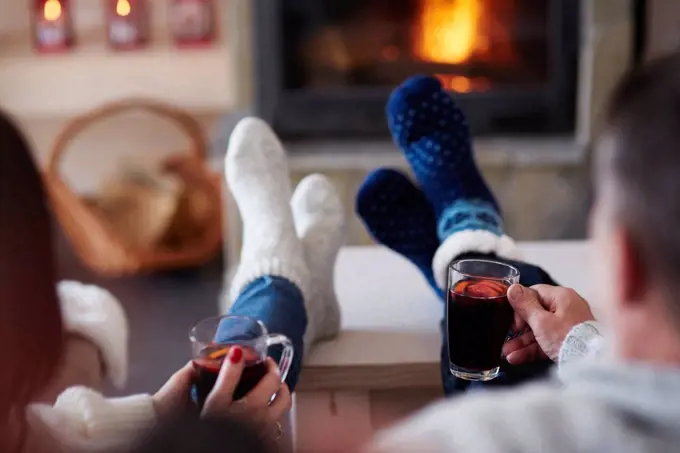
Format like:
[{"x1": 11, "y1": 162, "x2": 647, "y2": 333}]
[{"x1": 592, "y1": 51, "x2": 680, "y2": 360}]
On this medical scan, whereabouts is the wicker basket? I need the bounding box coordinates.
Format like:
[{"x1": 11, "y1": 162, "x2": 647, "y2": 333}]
[{"x1": 42, "y1": 99, "x2": 223, "y2": 277}]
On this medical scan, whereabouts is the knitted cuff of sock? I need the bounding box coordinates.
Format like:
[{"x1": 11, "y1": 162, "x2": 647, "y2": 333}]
[
  {"x1": 228, "y1": 257, "x2": 311, "y2": 307},
  {"x1": 558, "y1": 321, "x2": 604, "y2": 367},
  {"x1": 57, "y1": 281, "x2": 129, "y2": 389},
  {"x1": 432, "y1": 230, "x2": 523, "y2": 289}
]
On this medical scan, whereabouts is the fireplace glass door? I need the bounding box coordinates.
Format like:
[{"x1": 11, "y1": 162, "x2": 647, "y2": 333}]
[{"x1": 255, "y1": 0, "x2": 579, "y2": 139}]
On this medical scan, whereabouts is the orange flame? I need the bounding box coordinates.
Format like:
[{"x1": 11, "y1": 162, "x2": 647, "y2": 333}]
[
  {"x1": 414, "y1": 0, "x2": 483, "y2": 64},
  {"x1": 116, "y1": 0, "x2": 132, "y2": 17},
  {"x1": 44, "y1": 0, "x2": 63, "y2": 21},
  {"x1": 436, "y1": 74, "x2": 491, "y2": 93}
]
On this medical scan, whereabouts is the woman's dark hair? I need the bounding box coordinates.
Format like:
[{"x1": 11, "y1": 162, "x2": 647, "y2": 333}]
[
  {"x1": 0, "y1": 111, "x2": 64, "y2": 425},
  {"x1": 132, "y1": 415, "x2": 277, "y2": 453}
]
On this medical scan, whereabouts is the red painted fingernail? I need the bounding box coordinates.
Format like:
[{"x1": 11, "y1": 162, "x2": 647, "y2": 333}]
[{"x1": 229, "y1": 346, "x2": 243, "y2": 364}]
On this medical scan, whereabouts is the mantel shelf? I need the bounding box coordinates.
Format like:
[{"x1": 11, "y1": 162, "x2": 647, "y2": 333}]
[{"x1": 0, "y1": 44, "x2": 234, "y2": 119}]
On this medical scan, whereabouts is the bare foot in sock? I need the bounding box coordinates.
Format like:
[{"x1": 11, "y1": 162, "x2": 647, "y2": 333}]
[
  {"x1": 291, "y1": 174, "x2": 346, "y2": 354},
  {"x1": 225, "y1": 118, "x2": 310, "y2": 303}
]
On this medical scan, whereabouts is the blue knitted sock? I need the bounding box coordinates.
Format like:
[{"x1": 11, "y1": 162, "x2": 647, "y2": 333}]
[
  {"x1": 387, "y1": 75, "x2": 503, "y2": 242},
  {"x1": 356, "y1": 168, "x2": 443, "y2": 298}
]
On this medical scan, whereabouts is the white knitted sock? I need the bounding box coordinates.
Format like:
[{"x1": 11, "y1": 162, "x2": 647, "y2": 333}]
[
  {"x1": 57, "y1": 281, "x2": 129, "y2": 389},
  {"x1": 291, "y1": 174, "x2": 346, "y2": 355},
  {"x1": 226, "y1": 118, "x2": 310, "y2": 303}
]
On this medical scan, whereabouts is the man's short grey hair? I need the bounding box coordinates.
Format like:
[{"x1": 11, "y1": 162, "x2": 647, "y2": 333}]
[{"x1": 599, "y1": 51, "x2": 680, "y2": 322}]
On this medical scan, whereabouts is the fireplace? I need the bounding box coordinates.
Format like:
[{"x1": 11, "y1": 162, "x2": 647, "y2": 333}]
[{"x1": 253, "y1": 0, "x2": 580, "y2": 140}]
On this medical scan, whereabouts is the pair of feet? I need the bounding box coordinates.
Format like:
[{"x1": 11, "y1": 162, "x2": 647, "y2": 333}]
[
  {"x1": 357, "y1": 76, "x2": 521, "y2": 297},
  {"x1": 225, "y1": 75, "x2": 522, "y2": 353},
  {"x1": 225, "y1": 118, "x2": 346, "y2": 355}
]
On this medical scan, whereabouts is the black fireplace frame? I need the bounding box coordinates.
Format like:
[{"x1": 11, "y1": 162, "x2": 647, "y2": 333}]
[{"x1": 253, "y1": 0, "x2": 580, "y2": 140}]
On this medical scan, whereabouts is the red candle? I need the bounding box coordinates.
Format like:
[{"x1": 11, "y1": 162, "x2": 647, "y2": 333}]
[
  {"x1": 107, "y1": 0, "x2": 149, "y2": 50},
  {"x1": 33, "y1": 0, "x2": 74, "y2": 53},
  {"x1": 170, "y1": 0, "x2": 216, "y2": 48}
]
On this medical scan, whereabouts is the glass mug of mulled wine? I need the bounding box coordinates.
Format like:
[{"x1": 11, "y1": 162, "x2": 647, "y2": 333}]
[
  {"x1": 447, "y1": 259, "x2": 520, "y2": 381},
  {"x1": 189, "y1": 315, "x2": 294, "y2": 409}
]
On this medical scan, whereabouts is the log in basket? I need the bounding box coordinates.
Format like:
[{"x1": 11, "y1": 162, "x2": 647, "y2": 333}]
[{"x1": 42, "y1": 99, "x2": 223, "y2": 277}]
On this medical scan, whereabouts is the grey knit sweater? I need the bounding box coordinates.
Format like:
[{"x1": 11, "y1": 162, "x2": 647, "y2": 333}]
[{"x1": 371, "y1": 322, "x2": 680, "y2": 453}]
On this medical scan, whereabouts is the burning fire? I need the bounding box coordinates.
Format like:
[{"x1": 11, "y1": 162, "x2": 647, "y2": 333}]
[
  {"x1": 116, "y1": 0, "x2": 132, "y2": 17},
  {"x1": 436, "y1": 74, "x2": 490, "y2": 93},
  {"x1": 44, "y1": 0, "x2": 63, "y2": 21},
  {"x1": 414, "y1": 0, "x2": 483, "y2": 64}
]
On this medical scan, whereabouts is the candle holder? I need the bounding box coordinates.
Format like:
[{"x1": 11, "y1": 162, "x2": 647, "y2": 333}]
[
  {"x1": 107, "y1": 0, "x2": 149, "y2": 50},
  {"x1": 170, "y1": 0, "x2": 216, "y2": 48},
  {"x1": 33, "y1": 0, "x2": 74, "y2": 53}
]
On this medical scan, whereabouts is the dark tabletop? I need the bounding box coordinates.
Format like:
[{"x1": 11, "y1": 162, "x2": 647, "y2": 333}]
[{"x1": 55, "y1": 226, "x2": 223, "y2": 395}]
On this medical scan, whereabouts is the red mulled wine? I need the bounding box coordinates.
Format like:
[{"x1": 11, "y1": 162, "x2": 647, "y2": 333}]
[
  {"x1": 447, "y1": 278, "x2": 513, "y2": 372},
  {"x1": 192, "y1": 344, "x2": 267, "y2": 408}
]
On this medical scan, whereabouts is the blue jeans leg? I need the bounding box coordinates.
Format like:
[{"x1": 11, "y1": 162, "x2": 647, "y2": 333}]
[
  {"x1": 219, "y1": 276, "x2": 307, "y2": 392},
  {"x1": 441, "y1": 253, "x2": 556, "y2": 396}
]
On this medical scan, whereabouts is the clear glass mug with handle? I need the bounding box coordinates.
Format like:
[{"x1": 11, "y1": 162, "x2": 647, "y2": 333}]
[
  {"x1": 189, "y1": 315, "x2": 294, "y2": 409},
  {"x1": 447, "y1": 259, "x2": 520, "y2": 381}
]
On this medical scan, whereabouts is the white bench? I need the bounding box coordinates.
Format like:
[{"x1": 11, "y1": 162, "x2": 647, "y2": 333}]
[{"x1": 292, "y1": 241, "x2": 595, "y2": 449}]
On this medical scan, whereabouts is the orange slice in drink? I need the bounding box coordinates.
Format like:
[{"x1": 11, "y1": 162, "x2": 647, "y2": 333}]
[{"x1": 207, "y1": 347, "x2": 230, "y2": 360}]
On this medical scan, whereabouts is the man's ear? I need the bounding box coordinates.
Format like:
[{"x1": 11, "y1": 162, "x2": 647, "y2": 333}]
[{"x1": 617, "y1": 226, "x2": 648, "y2": 306}]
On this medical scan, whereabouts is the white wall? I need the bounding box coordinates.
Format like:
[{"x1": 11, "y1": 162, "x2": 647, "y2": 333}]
[{"x1": 0, "y1": 0, "x2": 252, "y2": 193}]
